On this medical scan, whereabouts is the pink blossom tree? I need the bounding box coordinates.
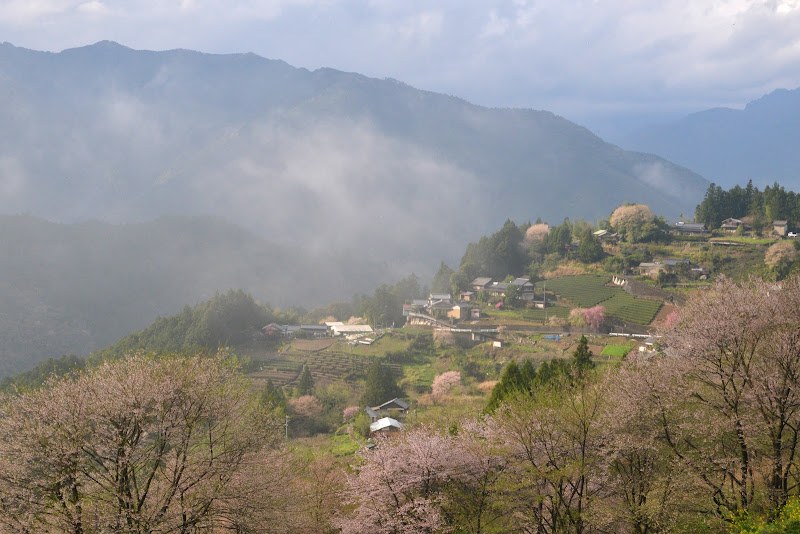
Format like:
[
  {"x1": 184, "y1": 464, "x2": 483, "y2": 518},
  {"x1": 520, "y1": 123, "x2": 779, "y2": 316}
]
[
  {"x1": 0, "y1": 351, "x2": 283, "y2": 534},
  {"x1": 524, "y1": 223, "x2": 550, "y2": 245},
  {"x1": 289, "y1": 395, "x2": 324, "y2": 417},
  {"x1": 582, "y1": 305, "x2": 606, "y2": 330},
  {"x1": 431, "y1": 371, "x2": 461, "y2": 404},
  {"x1": 660, "y1": 276, "x2": 800, "y2": 514},
  {"x1": 342, "y1": 405, "x2": 361, "y2": 421},
  {"x1": 337, "y1": 423, "x2": 508, "y2": 533}
]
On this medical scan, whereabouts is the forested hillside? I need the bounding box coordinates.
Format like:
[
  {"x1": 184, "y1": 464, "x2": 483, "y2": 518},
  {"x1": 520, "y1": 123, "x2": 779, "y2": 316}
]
[{"x1": 0, "y1": 215, "x2": 367, "y2": 377}]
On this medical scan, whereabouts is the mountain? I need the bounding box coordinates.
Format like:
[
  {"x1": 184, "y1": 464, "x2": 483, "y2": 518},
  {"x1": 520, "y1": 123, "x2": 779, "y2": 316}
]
[
  {"x1": 0, "y1": 42, "x2": 711, "y2": 373},
  {"x1": 622, "y1": 88, "x2": 800, "y2": 189},
  {"x1": 0, "y1": 214, "x2": 394, "y2": 377},
  {"x1": 0, "y1": 41, "x2": 707, "y2": 257}
]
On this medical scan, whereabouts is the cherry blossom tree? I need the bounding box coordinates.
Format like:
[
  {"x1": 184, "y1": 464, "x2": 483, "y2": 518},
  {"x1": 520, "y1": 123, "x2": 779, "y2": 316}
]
[
  {"x1": 582, "y1": 305, "x2": 606, "y2": 330},
  {"x1": 494, "y1": 379, "x2": 605, "y2": 534},
  {"x1": 431, "y1": 371, "x2": 461, "y2": 404},
  {"x1": 290, "y1": 395, "x2": 324, "y2": 417},
  {"x1": 336, "y1": 428, "x2": 454, "y2": 534},
  {"x1": 0, "y1": 351, "x2": 283, "y2": 534},
  {"x1": 661, "y1": 276, "x2": 800, "y2": 514},
  {"x1": 595, "y1": 357, "x2": 703, "y2": 533},
  {"x1": 337, "y1": 423, "x2": 508, "y2": 534},
  {"x1": 524, "y1": 223, "x2": 550, "y2": 245},
  {"x1": 343, "y1": 405, "x2": 361, "y2": 421}
]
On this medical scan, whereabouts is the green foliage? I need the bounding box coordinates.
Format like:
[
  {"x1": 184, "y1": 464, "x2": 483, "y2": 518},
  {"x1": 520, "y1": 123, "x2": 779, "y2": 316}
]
[
  {"x1": 458, "y1": 220, "x2": 527, "y2": 281},
  {"x1": 578, "y1": 229, "x2": 604, "y2": 263},
  {"x1": 572, "y1": 335, "x2": 595, "y2": 377},
  {"x1": 538, "y1": 275, "x2": 616, "y2": 307},
  {"x1": 432, "y1": 262, "x2": 455, "y2": 294},
  {"x1": 544, "y1": 220, "x2": 573, "y2": 255},
  {"x1": 360, "y1": 360, "x2": 404, "y2": 407},
  {"x1": 352, "y1": 411, "x2": 371, "y2": 439},
  {"x1": 502, "y1": 283, "x2": 521, "y2": 307},
  {"x1": 485, "y1": 358, "x2": 574, "y2": 413},
  {"x1": 297, "y1": 365, "x2": 315, "y2": 396},
  {"x1": 0, "y1": 354, "x2": 86, "y2": 392},
  {"x1": 360, "y1": 274, "x2": 426, "y2": 328},
  {"x1": 302, "y1": 299, "x2": 359, "y2": 323},
  {"x1": 93, "y1": 290, "x2": 279, "y2": 362},
  {"x1": 600, "y1": 292, "x2": 663, "y2": 325},
  {"x1": 730, "y1": 497, "x2": 800, "y2": 533},
  {"x1": 538, "y1": 275, "x2": 662, "y2": 325},
  {"x1": 260, "y1": 378, "x2": 287, "y2": 412},
  {"x1": 696, "y1": 180, "x2": 800, "y2": 230},
  {"x1": 600, "y1": 344, "x2": 632, "y2": 358}
]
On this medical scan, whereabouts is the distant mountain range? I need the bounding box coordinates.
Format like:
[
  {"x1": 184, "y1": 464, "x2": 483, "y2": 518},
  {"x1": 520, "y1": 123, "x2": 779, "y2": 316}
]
[
  {"x1": 0, "y1": 41, "x2": 707, "y2": 251},
  {"x1": 0, "y1": 41, "x2": 715, "y2": 374},
  {"x1": 623, "y1": 88, "x2": 800, "y2": 189}
]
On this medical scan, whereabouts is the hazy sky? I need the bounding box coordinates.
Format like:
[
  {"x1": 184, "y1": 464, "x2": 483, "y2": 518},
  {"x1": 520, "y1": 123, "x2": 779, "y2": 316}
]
[{"x1": 2, "y1": 0, "x2": 800, "y2": 134}]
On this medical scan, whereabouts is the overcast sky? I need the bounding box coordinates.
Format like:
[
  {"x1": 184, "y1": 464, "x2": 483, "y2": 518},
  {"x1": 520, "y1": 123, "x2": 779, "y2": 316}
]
[{"x1": 2, "y1": 0, "x2": 800, "y2": 136}]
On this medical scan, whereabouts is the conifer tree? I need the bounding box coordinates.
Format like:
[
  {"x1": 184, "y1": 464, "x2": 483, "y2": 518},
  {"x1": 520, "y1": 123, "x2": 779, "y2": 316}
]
[
  {"x1": 260, "y1": 378, "x2": 287, "y2": 411},
  {"x1": 361, "y1": 360, "x2": 404, "y2": 407},
  {"x1": 572, "y1": 335, "x2": 595, "y2": 378},
  {"x1": 297, "y1": 365, "x2": 315, "y2": 396}
]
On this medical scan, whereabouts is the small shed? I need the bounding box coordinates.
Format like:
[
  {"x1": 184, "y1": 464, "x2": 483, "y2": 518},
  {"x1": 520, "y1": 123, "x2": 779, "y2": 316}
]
[{"x1": 365, "y1": 406, "x2": 380, "y2": 423}]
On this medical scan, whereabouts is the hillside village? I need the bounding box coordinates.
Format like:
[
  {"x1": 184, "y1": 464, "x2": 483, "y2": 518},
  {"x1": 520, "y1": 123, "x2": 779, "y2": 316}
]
[{"x1": 5, "y1": 192, "x2": 800, "y2": 533}]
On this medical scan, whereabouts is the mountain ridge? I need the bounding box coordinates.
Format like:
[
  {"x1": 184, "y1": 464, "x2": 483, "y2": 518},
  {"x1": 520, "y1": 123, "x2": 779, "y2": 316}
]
[{"x1": 623, "y1": 87, "x2": 800, "y2": 188}]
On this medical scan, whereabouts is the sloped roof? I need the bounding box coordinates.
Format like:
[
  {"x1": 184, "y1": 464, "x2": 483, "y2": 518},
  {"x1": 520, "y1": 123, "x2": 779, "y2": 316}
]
[
  {"x1": 673, "y1": 222, "x2": 707, "y2": 231},
  {"x1": 370, "y1": 417, "x2": 404, "y2": 433},
  {"x1": 331, "y1": 324, "x2": 373, "y2": 334},
  {"x1": 471, "y1": 277, "x2": 492, "y2": 287},
  {"x1": 374, "y1": 398, "x2": 410, "y2": 411}
]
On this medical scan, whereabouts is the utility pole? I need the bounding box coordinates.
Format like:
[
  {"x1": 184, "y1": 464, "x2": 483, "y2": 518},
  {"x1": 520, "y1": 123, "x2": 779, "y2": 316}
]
[
  {"x1": 543, "y1": 280, "x2": 547, "y2": 326},
  {"x1": 284, "y1": 414, "x2": 290, "y2": 447}
]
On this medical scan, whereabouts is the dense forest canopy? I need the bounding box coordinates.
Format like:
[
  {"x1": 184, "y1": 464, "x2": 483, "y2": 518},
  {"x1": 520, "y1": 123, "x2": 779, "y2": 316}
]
[{"x1": 695, "y1": 180, "x2": 800, "y2": 229}]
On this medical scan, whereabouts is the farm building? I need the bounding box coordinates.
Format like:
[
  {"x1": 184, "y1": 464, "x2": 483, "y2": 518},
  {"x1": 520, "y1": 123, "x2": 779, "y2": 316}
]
[
  {"x1": 471, "y1": 277, "x2": 493, "y2": 291},
  {"x1": 370, "y1": 417, "x2": 404, "y2": 435},
  {"x1": 330, "y1": 324, "x2": 373, "y2": 336},
  {"x1": 774, "y1": 220, "x2": 789, "y2": 236},
  {"x1": 672, "y1": 222, "x2": 709, "y2": 235}
]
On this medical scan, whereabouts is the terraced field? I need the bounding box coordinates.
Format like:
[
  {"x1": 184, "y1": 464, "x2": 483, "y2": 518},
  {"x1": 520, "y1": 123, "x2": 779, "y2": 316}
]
[
  {"x1": 537, "y1": 276, "x2": 615, "y2": 307},
  {"x1": 539, "y1": 275, "x2": 663, "y2": 325},
  {"x1": 600, "y1": 344, "x2": 633, "y2": 358},
  {"x1": 601, "y1": 293, "x2": 663, "y2": 325},
  {"x1": 246, "y1": 344, "x2": 404, "y2": 388}
]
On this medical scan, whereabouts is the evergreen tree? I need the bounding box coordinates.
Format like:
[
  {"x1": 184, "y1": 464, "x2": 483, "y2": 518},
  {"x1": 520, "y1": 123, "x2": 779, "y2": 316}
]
[
  {"x1": 297, "y1": 365, "x2": 315, "y2": 396},
  {"x1": 572, "y1": 335, "x2": 595, "y2": 378},
  {"x1": 260, "y1": 378, "x2": 287, "y2": 411},
  {"x1": 361, "y1": 360, "x2": 404, "y2": 407},
  {"x1": 431, "y1": 262, "x2": 455, "y2": 294},
  {"x1": 577, "y1": 229, "x2": 604, "y2": 263}
]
